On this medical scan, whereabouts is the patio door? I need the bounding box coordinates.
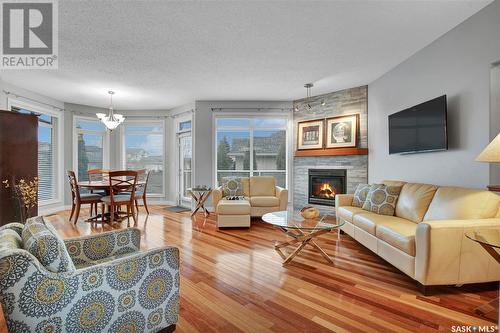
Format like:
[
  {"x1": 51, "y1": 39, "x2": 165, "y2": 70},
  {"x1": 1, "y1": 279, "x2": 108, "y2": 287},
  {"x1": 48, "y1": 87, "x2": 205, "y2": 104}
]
[{"x1": 178, "y1": 132, "x2": 192, "y2": 208}]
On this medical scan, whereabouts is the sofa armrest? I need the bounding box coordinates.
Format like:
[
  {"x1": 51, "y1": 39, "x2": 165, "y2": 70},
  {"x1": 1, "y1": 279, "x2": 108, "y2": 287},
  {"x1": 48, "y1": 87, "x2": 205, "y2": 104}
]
[
  {"x1": 64, "y1": 228, "x2": 141, "y2": 266},
  {"x1": 212, "y1": 186, "x2": 223, "y2": 212},
  {"x1": 275, "y1": 186, "x2": 288, "y2": 210},
  {"x1": 415, "y1": 218, "x2": 500, "y2": 286},
  {"x1": 335, "y1": 194, "x2": 354, "y2": 207},
  {"x1": 0, "y1": 222, "x2": 24, "y2": 236}
]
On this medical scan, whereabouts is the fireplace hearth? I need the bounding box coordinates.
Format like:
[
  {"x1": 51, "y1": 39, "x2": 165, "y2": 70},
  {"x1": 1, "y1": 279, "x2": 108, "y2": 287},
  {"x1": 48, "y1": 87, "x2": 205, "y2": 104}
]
[{"x1": 308, "y1": 169, "x2": 347, "y2": 206}]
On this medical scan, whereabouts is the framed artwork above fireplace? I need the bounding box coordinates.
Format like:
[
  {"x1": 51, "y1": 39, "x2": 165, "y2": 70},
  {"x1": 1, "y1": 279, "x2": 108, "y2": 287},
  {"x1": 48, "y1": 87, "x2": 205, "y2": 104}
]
[
  {"x1": 297, "y1": 119, "x2": 324, "y2": 150},
  {"x1": 325, "y1": 114, "x2": 359, "y2": 148}
]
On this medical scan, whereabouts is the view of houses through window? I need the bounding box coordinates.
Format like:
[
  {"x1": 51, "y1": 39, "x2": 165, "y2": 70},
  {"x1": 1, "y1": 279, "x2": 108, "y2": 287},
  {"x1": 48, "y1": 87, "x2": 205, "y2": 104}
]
[
  {"x1": 123, "y1": 122, "x2": 164, "y2": 195},
  {"x1": 75, "y1": 118, "x2": 107, "y2": 181},
  {"x1": 216, "y1": 117, "x2": 288, "y2": 187}
]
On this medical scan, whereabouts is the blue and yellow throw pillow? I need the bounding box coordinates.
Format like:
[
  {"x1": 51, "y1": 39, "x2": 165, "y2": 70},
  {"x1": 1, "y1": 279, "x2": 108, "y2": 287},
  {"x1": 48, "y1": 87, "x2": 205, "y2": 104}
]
[
  {"x1": 22, "y1": 216, "x2": 76, "y2": 273},
  {"x1": 352, "y1": 184, "x2": 371, "y2": 208},
  {"x1": 0, "y1": 229, "x2": 22, "y2": 252},
  {"x1": 362, "y1": 184, "x2": 402, "y2": 216}
]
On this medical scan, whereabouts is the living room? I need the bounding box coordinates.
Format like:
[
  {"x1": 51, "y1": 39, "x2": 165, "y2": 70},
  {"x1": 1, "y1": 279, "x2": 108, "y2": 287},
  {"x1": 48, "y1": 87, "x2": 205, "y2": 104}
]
[{"x1": 0, "y1": 1, "x2": 499, "y2": 332}]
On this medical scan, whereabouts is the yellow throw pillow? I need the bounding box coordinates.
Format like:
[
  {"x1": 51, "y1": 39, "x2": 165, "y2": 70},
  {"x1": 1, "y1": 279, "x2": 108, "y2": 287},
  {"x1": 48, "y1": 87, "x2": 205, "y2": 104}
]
[{"x1": 362, "y1": 184, "x2": 402, "y2": 216}]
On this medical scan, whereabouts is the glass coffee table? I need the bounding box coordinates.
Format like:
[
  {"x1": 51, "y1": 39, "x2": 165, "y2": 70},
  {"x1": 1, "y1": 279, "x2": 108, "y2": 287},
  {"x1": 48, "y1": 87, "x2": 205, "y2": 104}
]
[{"x1": 262, "y1": 210, "x2": 344, "y2": 265}]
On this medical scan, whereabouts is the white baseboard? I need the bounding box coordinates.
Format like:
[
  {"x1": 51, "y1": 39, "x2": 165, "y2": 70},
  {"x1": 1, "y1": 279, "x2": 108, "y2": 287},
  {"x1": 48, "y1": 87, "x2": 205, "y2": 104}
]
[{"x1": 39, "y1": 205, "x2": 71, "y2": 216}]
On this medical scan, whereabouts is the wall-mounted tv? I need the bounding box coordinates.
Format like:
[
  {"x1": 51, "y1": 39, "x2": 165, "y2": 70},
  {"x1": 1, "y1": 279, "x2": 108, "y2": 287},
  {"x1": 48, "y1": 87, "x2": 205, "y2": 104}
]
[{"x1": 388, "y1": 95, "x2": 448, "y2": 154}]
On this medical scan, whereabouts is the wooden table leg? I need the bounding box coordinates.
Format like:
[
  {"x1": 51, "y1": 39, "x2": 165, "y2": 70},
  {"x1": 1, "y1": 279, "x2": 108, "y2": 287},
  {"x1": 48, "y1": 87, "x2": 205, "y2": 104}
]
[
  {"x1": 190, "y1": 190, "x2": 212, "y2": 217},
  {"x1": 274, "y1": 228, "x2": 334, "y2": 265}
]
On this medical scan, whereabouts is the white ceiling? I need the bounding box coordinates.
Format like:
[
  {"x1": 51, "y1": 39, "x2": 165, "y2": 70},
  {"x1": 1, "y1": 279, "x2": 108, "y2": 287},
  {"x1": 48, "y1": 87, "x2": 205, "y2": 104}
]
[{"x1": 0, "y1": 0, "x2": 492, "y2": 110}]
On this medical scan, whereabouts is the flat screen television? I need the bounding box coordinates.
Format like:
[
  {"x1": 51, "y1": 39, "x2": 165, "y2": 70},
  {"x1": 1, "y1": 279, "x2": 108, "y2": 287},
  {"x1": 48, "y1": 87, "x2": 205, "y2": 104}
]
[{"x1": 388, "y1": 95, "x2": 448, "y2": 154}]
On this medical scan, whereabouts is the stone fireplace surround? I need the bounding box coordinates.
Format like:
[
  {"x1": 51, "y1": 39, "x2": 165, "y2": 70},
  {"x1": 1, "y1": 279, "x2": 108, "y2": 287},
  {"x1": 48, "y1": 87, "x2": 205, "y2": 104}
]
[{"x1": 292, "y1": 86, "x2": 368, "y2": 215}]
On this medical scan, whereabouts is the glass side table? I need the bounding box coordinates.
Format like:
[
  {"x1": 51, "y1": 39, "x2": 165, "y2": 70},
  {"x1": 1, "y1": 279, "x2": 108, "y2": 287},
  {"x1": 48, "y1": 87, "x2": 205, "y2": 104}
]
[
  {"x1": 465, "y1": 229, "x2": 500, "y2": 317},
  {"x1": 187, "y1": 188, "x2": 212, "y2": 217}
]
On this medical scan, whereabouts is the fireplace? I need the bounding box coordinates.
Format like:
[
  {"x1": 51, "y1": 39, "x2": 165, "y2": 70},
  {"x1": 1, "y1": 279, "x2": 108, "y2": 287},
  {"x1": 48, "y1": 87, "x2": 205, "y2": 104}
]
[{"x1": 308, "y1": 169, "x2": 347, "y2": 206}]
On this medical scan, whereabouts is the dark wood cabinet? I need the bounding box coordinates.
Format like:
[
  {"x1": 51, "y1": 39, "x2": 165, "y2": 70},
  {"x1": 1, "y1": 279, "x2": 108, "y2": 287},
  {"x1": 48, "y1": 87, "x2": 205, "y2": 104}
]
[{"x1": 0, "y1": 110, "x2": 38, "y2": 225}]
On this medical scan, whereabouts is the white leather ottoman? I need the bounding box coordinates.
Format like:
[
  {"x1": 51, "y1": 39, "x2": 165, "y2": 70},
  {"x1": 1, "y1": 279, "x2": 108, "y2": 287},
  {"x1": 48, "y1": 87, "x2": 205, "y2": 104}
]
[{"x1": 216, "y1": 199, "x2": 251, "y2": 228}]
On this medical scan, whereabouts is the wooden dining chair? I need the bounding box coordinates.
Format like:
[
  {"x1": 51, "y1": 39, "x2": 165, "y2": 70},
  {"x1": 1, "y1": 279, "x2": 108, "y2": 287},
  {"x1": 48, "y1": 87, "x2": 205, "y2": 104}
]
[
  {"x1": 120, "y1": 169, "x2": 151, "y2": 215},
  {"x1": 87, "y1": 168, "x2": 109, "y2": 196},
  {"x1": 100, "y1": 170, "x2": 138, "y2": 225},
  {"x1": 67, "y1": 170, "x2": 103, "y2": 224}
]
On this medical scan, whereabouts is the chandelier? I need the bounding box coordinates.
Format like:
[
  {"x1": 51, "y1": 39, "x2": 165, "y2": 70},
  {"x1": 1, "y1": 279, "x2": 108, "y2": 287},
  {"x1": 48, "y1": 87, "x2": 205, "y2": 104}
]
[{"x1": 96, "y1": 91, "x2": 125, "y2": 130}]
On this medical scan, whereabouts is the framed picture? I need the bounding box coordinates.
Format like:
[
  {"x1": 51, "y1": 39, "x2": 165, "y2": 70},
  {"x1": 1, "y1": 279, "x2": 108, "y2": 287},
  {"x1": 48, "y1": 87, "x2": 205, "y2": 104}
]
[
  {"x1": 297, "y1": 119, "x2": 324, "y2": 150},
  {"x1": 325, "y1": 114, "x2": 359, "y2": 148}
]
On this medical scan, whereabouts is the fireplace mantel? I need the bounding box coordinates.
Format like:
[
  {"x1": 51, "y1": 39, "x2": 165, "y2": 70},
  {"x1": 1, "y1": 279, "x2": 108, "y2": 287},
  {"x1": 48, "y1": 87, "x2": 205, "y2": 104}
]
[{"x1": 295, "y1": 147, "x2": 368, "y2": 157}]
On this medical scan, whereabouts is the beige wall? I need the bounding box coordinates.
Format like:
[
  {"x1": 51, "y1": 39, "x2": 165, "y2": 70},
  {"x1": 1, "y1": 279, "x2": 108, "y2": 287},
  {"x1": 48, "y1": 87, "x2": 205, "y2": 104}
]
[
  {"x1": 368, "y1": 0, "x2": 500, "y2": 188},
  {"x1": 491, "y1": 64, "x2": 500, "y2": 185}
]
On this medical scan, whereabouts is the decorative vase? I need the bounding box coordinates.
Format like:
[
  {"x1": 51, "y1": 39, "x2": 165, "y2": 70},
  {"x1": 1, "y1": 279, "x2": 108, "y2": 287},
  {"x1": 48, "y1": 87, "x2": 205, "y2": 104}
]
[{"x1": 300, "y1": 206, "x2": 320, "y2": 219}]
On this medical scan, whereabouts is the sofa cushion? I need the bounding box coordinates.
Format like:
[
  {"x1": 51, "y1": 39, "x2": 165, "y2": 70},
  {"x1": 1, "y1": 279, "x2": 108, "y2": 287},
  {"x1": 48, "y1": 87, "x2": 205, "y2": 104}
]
[
  {"x1": 353, "y1": 212, "x2": 409, "y2": 236},
  {"x1": 0, "y1": 229, "x2": 22, "y2": 251},
  {"x1": 383, "y1": 180, "x2": 407, "y2": 187},
  {"x1": 424, "y1": 187, "x2": 500, "y2": 221},
  {"x1": 337, "y1": 206, "x2": 364, "y2": 223},
  {"x1": 217, "y1": 199, "x2": 251, "y2": 215},
  {"x1": 376, "y1": 220, "x2": 417, "y2": 256},
  {"x1": 22, "y1": 216, "x2": 76, "y2": 273},
  {"x1": 241, "y1": 177, "x2": 250, "y2": 197},
  {"x1": 249, "y1": 176, "x2": 276, "y2": 196},
  {"x1": 362, "y1": 184, "x2": 402, "y2": 216},
  {"x1": 395, "y1": 183, "x2": 438, "y2": 223},
  {"x1": 249, "y1": 196, "x2": 279, "y2": 207},
  {"x1": 352, "y1": 184, "x2": 370, "y2": 208}
]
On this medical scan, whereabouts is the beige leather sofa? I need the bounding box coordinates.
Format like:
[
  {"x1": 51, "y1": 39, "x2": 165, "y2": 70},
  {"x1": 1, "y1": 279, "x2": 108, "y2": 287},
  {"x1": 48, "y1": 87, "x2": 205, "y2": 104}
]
[
  {"x1": 213, "y1": 176, "x2": 288, "y2": 227},
  {"x1": 336, "y1": 181, "x2": 500, "y2": 288}
]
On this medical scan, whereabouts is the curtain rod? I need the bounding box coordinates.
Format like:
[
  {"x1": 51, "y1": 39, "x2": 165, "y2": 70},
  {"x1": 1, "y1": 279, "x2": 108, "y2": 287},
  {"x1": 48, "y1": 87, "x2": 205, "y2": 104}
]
[
  {"x1": 171, "y1": 109, "x2": 194, "y2": 118},
  {"x1": 2, "y1": 90, "x2": 65, "y2": 111},
  {"x1": 211, "y1": 107, "x2": 292, "y2": 112},
  {"x1": 70, "y1": 110, "x2": 169, "y2": 119}
]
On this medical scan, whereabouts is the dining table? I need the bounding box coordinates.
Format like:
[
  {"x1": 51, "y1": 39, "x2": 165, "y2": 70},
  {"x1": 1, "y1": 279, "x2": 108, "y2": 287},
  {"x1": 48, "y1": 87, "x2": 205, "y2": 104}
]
[{"x1": 77, "y1": 179, "x2": 146, "y2": 223}]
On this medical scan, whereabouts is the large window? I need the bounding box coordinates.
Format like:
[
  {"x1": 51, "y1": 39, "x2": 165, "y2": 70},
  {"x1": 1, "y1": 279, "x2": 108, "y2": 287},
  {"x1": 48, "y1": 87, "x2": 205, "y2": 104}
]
[
  {"x1": 74, "y1": 117, "x2": 109, "y2": 181},
  {"x1": 215, "y1": 117, "x2": 288, "y2": 187},
  {"x1": 11, "y1": 104, "x2": 62, "y2": 204},
  {"x1": 122, "y1": 121, "x2": 164, "y2": 196}
]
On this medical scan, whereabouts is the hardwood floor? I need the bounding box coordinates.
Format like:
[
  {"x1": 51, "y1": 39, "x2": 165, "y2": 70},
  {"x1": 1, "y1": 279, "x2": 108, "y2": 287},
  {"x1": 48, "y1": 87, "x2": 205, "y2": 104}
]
[{"x1": 2, "y1": 206, "x2": 498, "y2": 332}]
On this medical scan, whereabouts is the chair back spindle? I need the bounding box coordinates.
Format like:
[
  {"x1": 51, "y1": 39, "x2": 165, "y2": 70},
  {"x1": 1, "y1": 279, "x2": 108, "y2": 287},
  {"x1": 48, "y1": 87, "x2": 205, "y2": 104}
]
[
  {"x1": 67, "y1": 170, "x2": 81, "y2": 202},
  {"x1": 108, "y1": 171, "x2": 138, "y2": 205}
]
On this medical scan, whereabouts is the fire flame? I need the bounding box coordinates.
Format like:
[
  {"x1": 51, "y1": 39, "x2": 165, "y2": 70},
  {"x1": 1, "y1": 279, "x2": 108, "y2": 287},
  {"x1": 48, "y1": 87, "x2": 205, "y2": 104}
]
[{"x1": 318, "y1": 183, "x2": 335, "y2": 198}]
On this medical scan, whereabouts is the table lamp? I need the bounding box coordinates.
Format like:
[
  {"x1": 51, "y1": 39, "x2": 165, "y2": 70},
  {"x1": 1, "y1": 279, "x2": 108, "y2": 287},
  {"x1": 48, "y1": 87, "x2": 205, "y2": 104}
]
[{"x1": 476, "y1": 133, "x2": 500, "y2": 191}]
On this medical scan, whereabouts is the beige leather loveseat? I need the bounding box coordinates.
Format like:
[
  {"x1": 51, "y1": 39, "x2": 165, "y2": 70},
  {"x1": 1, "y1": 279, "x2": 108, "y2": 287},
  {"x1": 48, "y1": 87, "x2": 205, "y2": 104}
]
[
  {"x1": 213, "y1": 176, "x2": 288, "y2": 227},
  {"x1": 336, "y1": 181, "x2": 500, "y2": 288}
]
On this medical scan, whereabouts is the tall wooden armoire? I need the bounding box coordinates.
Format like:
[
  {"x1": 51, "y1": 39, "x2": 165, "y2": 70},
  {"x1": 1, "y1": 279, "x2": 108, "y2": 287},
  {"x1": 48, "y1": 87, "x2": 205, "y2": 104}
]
[{"x1": 0, "y1": 110, "x2": 38, "y2": 225}]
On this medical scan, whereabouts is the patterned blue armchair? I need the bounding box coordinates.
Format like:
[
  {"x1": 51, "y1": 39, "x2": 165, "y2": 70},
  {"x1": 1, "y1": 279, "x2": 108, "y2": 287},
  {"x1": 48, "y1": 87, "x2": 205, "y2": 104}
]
[{"x1": 0, "y1": 219, "x2": 180, "y2": 333}]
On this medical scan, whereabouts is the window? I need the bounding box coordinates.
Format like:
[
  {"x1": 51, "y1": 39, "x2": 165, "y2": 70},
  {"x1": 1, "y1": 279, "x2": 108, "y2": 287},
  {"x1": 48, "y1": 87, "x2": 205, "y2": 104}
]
[
  {"x1": 122, "y1": 121, "x2": 164, "y2": 196},
  {"x1": 11, "y1": 104, "x2": 62, "y2": 204},
  {"x1": 215, "y1": 117, "x2": 288, "y2": 188},
  {"x1": 179, "y1": 120, "x2": 191, "y2": 131},
  {"x1": 74, "y1": 118, "x2": 109, "y2": 181}
]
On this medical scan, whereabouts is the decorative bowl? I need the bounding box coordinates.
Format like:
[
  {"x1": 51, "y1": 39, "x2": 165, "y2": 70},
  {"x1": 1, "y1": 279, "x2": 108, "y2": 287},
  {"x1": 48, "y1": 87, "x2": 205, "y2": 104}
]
[{"x1": 300, "y1": 206, "x2": 320, "y2": 219}]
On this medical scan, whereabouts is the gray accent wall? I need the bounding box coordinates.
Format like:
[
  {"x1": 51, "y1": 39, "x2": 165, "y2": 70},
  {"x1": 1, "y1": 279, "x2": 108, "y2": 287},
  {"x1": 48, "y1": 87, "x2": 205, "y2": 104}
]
[
  {"x1": 368, "y1": 0, "x2": 500, "y2": 188},
  {"x1": 293, "y1": 86, "x2": 368, "y2": 214}
]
